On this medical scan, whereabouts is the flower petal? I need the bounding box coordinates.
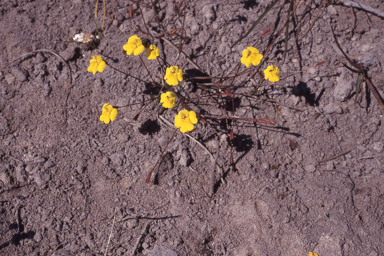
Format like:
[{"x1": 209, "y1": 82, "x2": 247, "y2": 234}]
[
  {"x1": 134, "y1": 45, "x2": 145, "y2": 55},
  {"x1": 242, "y1": 49, "x2": 249, "y2": 57},
  {"x1": 177, "y1": 69, "x2": 183, "y2": 81},
  {"x1": 110, "y1": 108, "x2": 118, "y2": 121},
  {"x1": 97, "y1": 61, "x2": 107, "y2": 73},
  {"x1": 241, "y1": 56, "x2": 251, "y2": 68},
  {"x1": 251, "y1": 54, "x2": 263, "y2": 66},
  {"x1": 247, "y1": 46, "x2": 259, "y2": 54},
  {"x1": 180, "y1": 122, "x2": 194, "y2": 133},
  {"x1": 174, "y1": 114, "x2": 181, "y2": 128},
  {"x1": 189, "y1": 111, "x2": 198, "y2": 124}
]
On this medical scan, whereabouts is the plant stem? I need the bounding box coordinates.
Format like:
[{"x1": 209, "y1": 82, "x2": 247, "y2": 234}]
[{"x1": 106, "y1": 62, "x2": 146, "y2": 83}]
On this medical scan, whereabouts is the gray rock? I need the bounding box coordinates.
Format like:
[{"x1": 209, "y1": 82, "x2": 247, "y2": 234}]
[
  {"x1": 34, "y1": 230, "x2": 43, "y2": 242},
  {"x1": 15, "y1": 165, "x2": 26, "y2": 183},
  {"x1": 59, "y1": 44, "x2": 77, "y2": 61},
  {"x1": 186, "y1": 15, "x2": 199, "y2": 35},
  {"x1": 334, "y1": 69, "x2": 355, "y2": 101},
  {"x1": 110, "y1": 153, "x2": 124, "y2": 166},
  {"x1": 44, "y1": 160, "x2": 55, "y2": 169},
  {"x1": 327, "y1": 5, "x2": 338, "y2": 15},
  {"x1": 361, "y1": 52, "x2": 380, "y2": 68},
  {"x1": 142, "y1": 8, "x2": 156, "y2": 25},
  {"x1": 315, "y1": 234, "x2": 342, "y2": 256},
  {"x1": 52, "y1": 249, "x2": 71, "y2": 256},
  {"x1": 0, "y1": 171, "x2": 11, "y2": 186},
  {"x1": 5, "y1": 73, "x2": 15, "y2": 84},
  {"x1": 306, "y1": 165, "x2": 316, "y2": 173},
  {"x1": 11, "y1": 67, "x2": 28, "y2": 82},
  {"x1": 372, "y1": 142, "x2": 384, "y2": 152},
  {"x1": 84, "y1": 233, "x2": 95, "y2": 249},
  {"x1": 32, "y1": 52, "x2": 47, "y2": 64},
  {"x1": 43, "y1": 82, "x2": 52, "y2": 97},
  {"x1": 33, "y1": 171, "x2": 50, "y2": 188},
  {"x1": 202, "y1": 4, "x2": 216, "y2": 25},
  {"x1": 323, "y1": 103, "x2": 342, "y2": 114},
  {"x1": 144, "y1": 246, "x2": 179, "y2": 256},
  {"x1": 179, "y1": 149, "x2": 192, "y2": 166}
]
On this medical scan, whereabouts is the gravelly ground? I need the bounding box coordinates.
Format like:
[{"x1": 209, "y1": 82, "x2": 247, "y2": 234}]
[{"x1": 1, "y1": 0, "x2": 384, "y2": 255}]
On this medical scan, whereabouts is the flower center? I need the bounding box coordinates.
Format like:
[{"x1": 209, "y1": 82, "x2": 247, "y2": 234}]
[
  {"x1": 129, "y1": 40, "x2": 137, "y2": 48},
  {"x1": 249, "y1": 52, "x2": 257, "y2": 59}
]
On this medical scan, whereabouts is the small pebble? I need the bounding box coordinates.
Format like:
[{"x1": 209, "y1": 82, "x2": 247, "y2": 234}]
[
  {"x1": 306, "y1": 165, "x2": 316, "y2": 173},
  {"x1": 5, "y1": 74, "x2": 15, "y2": 84},
  {"x1": 11, "y1": 67, "x2": 28, "y2": 82},
  {"x1": 323, "y1": 103, "x2": 342, "y2": 114},
  {"x1": 372, "y1": 142, "x2": 384, "y2": 152}
]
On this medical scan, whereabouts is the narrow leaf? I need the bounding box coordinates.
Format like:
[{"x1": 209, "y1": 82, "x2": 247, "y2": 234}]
[
  {"x1": 231, "y1": 0, "x2": 281, "y2": 48},
  {"x1": 283, "y1": 0, "x2": 295, "y2": 62},
  {"x1": 342, "y1": 62, "x2": 360, "y2": 73}
]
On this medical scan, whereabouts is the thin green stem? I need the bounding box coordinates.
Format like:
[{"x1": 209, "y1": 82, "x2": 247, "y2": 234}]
[{"x1": 88, "y1": 0, "x2": 101, "y2": 39}]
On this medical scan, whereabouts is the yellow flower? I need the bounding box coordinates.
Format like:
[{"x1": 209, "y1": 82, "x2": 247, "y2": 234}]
[
  {"x1": 164, "y1": 66, "x2": 183, "y2": 86},
  {"x1": 160, "y1": 91, "x2": 176, "y2": 109},
  {"x1": 123, "y1": 35, "x2": 145, "y2": 56},
  {"x1": 264, "y1": 65, "x2": 280, "y2": 82},
  {"x1": 174, "y1": 110, "x2": 198, "y2": 133},
  {"x1": 146, "y1": 45, "x2": 159, "y2": 60},
  {"x1": 87, "y1": 55, "x2": 107, "y2": 75},
  {"x1": 241, "y1": 47, "x2": 263, "y2": 68},
  {"x1": 308, "y1": 253, "x2": 318, "y2": 256},
  {"x1": 100, "y1": 103, "x2": 118, "y2": 124}
]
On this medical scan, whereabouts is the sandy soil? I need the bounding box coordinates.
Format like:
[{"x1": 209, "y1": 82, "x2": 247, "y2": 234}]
[{"x1": 1, "y1": 0, "x2": 384, "y2": 255}]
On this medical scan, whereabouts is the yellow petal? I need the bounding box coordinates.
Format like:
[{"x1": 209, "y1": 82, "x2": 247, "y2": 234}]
[
  {"x1": 110, "y1": 108, "x2": 118, "y2": 121},
  {"x1": 123, "y1": 43, "x2": 135, "y2": 55},
  {"x1": 189, "y1": 111, "x2": 198, "y2": 124},
  {"x1": 160, "y1": 93, "x2": 167, "y2": 104},
  {"x1": 95, "y1": 56, "x2": 103, "y2": 62},
  {"x1": 166, "y1": 77, "x2": 178, "y2": 86},
  {"x1": 97, "y1": 61, "x2": 107, "y2": 73},
  {"x1": 180, "y1": 122, "x2": 194, "y2": 133},
  {"x1": 177, "y1": 69, "x2": 183, "y2": 81},
  {"x1": 100, "y1": 114, "x2": 110, "y2": 124},
  {"x1": 251, "y1": 54, "x2": 263, "y2": 66},
  {"x1": 247, "y1": 46, "x2": 259, "y2": 54},
  {"x1": 162, "y1": 101, "x2": 172, "y2": 108},
  {"x1": 180, "y1": 109, "x2": 189, "y2": 116},
  {"x1": 241, "y1": 56, "x2": 251, "y2": 68},
  {"x1": 242, "y1": 49, "x2": 249, "y2": 57},
  {"x1": 128, "y1": 35, "x2": 138, "y2": 44},
  {"x1": 174, "y1": 115, "x2": 181, "y2": 128},
  {"x1": 134, "y1": 45, "x2": 145, "y2": 55}
]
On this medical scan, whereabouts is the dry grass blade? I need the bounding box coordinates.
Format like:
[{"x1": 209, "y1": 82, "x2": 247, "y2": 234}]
[
  {"x1": 231, "y1": 0, "x2": 281, "y2": 48},
  {"x1": 338, "y1": 0, "x2": 384, "y2": 19},
  {"x1": 330, "y1": 24, "x2": 384, "y2": 111},
  {"x1": 356, "y1": 73, "x2": 363, "y2": 101},
  {"x1": 318, "y1": 149, "x2": 353, "y2": 163},
  {"x1": 103, "y1": 208, "x2": 117, "y2": 256},
  {"x1": 161, "y1": 37, "x2": 202, "y2": 71},
  {"x1": 283, "y1": 0, "x2": 295, "y2": 63}
]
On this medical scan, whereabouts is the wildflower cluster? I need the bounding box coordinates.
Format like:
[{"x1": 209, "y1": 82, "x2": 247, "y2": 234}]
[
  {"x1": 240, "y1": 46, "x2": 280, "y2": 82},
  {"x1": 87, "y1": 34, "x2": 281, "y2": 135}
]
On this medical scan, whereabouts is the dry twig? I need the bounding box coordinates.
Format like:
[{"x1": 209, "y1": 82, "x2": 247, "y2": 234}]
[{"x1": 338, "y1": 0, "x2": 384, "y2": 18}]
